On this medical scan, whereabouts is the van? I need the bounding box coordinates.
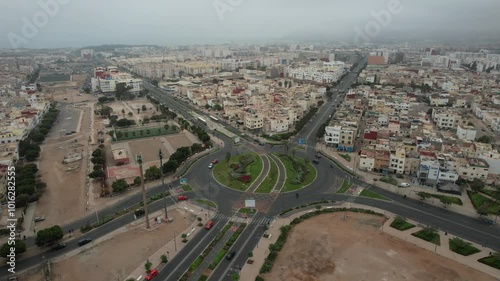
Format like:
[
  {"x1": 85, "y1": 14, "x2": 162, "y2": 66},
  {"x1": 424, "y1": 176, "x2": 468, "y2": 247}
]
[{"x1": 78, "y1": 238, "x2": 92, "y2": 247}]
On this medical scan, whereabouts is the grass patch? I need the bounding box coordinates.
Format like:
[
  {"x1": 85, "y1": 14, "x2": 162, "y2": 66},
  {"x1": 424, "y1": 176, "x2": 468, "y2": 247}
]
[
  {"x1": 181, "y1": 184, "x2": 193, "y2": 192},
  {"x1": 359, "y1": 189, "x2": 390, "y2": 201},
  {"x1": 208, "y1": 223, "x2": 247, "y2": 271},
  {"x1": 379, "y1": 176, "x2": 398, "y2": 186},
  {"x1": 418, "y1": 192, "x2": 463, "y2": 205},
  {"x1": 255, "y1": 157, "x2": 279, "y2": 193},
  {"x1": 208, "y1": 249, "x2": 227, "y2": 270},
  {"x1": 467, "y1": 190, "x2": 500, "y2": 214},
  {"x1": 390, "y1": 216, "x2": 415, "y2": 231},
  {"x1": 180, "y1": 222, "x2": 234, "y2": 281},
  {"x1": 276, "y1": 154, "x2": 317, "y2": 192},
  {"x1": 114, "y1": 126, "x2": 177, "y2": 141},
  {"x1": 339, "y1": 153, "x2": 351, "y2": 162},
  {"x1": 195, "y1": 199, "x2": 217, "y2": 208},
  {"x1": 336, "y1": 180, "x2": 352, "y2": 194},
  {"x1": 481, "y1": 189, "x2": 500, "y2": 198},
  {"x1": 238, "y1": 208, "x2": 256, "y2": 214},
  {"x1": 412, "y1": 228, "x2": 440, "y2": 246},
  {"x1": 478, "y1": 255, "x2": 500, "y2": 270},
  {"x1": 213, "y1": 152, "x2": 263, "y2": 191},
  {"x1": 449, "y1": 237, "x2": 480, "y2": 256}
]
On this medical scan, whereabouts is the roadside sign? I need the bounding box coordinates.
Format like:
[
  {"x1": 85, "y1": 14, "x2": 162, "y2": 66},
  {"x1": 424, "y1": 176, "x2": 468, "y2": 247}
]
[
  {"x1": 180, "y1": 178, "x2": 188, "y2": 184},
  {"x1": 245, "y1": 199, "x2": 256, "y2": 208},
  {"x1": 298, "y1": 139, "x2": 306, "y2": 145}
]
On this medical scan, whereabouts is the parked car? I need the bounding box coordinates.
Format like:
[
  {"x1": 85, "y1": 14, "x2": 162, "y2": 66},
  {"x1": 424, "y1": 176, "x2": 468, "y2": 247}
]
[
  {"x1": 134, "y1": 208, "x2": 145, "y2": 217},
  {"x1": 212, "y1": 159, "x2": 219, "y2": 164},
  {"x1": 312, "y1": 159, "x2": 319, "y2": 164},
  {"x1": 208, "y1": 163, "x2": 214, "y2": 169},
  {"x1": 34, "y1": 217, "x2": 45, "y2": 223},
  {"x1": 315, "y1": 154, "x2": 321, "y2": 159},
  {"x1": 145, "y1": 269, "x2": 158, "y2": 281},
  {"x1": 51, "y1": 243, "x2": 67, "y2": 252},
  {"x1": 78, "y1": 238, "x2": 92, "y2": 247},
  {"x1": 204, "y1": 220, "x2": 214, "y2": 230},
  {"x1": 178, "y1": 195, "x2": 188, "y2": 201},
  {"x1": 226, "y1": 251, "x2": 236, "y2": 260},
  {"x1": 398, "y1": 183, "x2": 411, "y2": 188}
]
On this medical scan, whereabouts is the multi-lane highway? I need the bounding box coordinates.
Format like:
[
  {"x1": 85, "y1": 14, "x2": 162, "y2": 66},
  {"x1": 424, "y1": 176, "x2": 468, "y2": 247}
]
[{"x1": 3, "y1": 57, "x2": 500, "y2": 281}]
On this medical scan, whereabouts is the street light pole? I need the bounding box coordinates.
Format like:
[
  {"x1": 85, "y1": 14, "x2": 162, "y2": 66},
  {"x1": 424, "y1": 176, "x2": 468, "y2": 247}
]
[
  {"x1": 137, "y1": 154, "x2": 150, "y2": 229},
  {"x1": 159, "y1": 149, "x2": 168, "y2": 219}
]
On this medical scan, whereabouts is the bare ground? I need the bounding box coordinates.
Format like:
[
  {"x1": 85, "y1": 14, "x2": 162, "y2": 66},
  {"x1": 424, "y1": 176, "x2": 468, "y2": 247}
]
[
  {"x1": 23, "y1": 209, "x2": 194, "y2": 281},
  {"x1": 263, "y1": 213, "x2": 496, "y2": 281}
]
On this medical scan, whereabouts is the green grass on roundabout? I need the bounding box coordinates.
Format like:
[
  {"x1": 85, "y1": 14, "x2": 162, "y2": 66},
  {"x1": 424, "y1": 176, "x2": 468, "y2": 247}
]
[
  {"x1": 255, "y1": 157, "x2": 279, "y2": 193},
  {"x1": 275, "y1": 153, "x2": 317, "y2": 192},
  {"x1": 213, "y1": 152, "x2": 263, "y2": 191}
]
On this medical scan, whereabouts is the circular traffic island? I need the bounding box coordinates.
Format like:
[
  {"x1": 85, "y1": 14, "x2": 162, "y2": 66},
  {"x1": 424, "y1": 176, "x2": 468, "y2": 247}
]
[
  {"x1": 213, "y1": 152, "x2": 263, "y2": 191},
  {"x1": 275, "y1": 153, "x2": 317, "y2": 192}
]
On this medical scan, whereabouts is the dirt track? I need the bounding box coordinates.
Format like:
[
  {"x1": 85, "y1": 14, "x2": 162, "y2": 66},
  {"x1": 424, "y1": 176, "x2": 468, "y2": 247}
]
[{"x1": 263, "y1": 213, "x2": 496, "y2": 281}]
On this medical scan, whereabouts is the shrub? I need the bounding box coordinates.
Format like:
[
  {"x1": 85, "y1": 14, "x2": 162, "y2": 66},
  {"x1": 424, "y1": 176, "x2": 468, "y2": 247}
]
[
  {"x1": 161, "y1": 254, "x2": 168, "y2": 263},
  {"x1": 238, "y1": 175, "x2": 251, "y2": 183}
]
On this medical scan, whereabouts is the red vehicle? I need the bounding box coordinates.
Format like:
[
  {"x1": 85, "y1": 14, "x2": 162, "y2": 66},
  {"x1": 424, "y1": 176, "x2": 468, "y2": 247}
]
[
  {"x1": 178, "y1": 195, "x2": 188, "y2": 201},
  {"x1": 212, "y1": 159, "x2": 219, "y2": 164},
  {"x1": 145, "y1": 269, "x2": 158, "y2": 280},
  {"x1": 204, "y1": 220, "x2": 214, "y2": 230}
]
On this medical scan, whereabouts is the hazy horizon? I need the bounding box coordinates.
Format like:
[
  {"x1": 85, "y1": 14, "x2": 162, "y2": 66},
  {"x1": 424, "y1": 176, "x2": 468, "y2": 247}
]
[{"x1": 1, "y1": 0, "x2": 500, "y2": 49}]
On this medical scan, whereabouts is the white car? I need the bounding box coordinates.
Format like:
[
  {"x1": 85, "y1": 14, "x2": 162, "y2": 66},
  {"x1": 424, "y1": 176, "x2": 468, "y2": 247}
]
[
  {"x1": 398, "y1": 182, "x2": 411, "y2": 188},
  {"x1": 208, "y1": 163, "x2": 214, "y2": 169}
]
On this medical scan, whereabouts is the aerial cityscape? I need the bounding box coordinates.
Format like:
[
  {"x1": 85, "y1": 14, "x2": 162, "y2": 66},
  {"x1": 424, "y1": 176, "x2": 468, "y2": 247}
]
[{"x1": 1, "y1": 1, "x2": 500, "y2": 281}]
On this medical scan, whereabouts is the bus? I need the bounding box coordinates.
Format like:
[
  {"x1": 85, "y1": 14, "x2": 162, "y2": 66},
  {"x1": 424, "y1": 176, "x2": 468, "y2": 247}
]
[
  {"x1": 209, "y1": 115, "x2": 218, "y2": 122},
  {"x1": 197, "y1": 117, "x2": 206, "y2": 124}
]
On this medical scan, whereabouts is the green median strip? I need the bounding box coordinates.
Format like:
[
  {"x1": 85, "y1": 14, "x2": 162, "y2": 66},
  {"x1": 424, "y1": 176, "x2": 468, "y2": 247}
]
[
  {"x1": 195, "y1": 198, "x2": 217, "y2": 208},
  {"x1": 359, "y1": 189, "x2": 390, "y2": 201},
  {"x1": 182, "y1": 184, "x2": 193, "y2": 192},
  {"x1": 255, "y1": 157, "x2": 279, "y2": 193},
  {"x1": 336, "y1": 180, "x2": 352, "y2": 194},
  {"x1": 208, "y1": 223, "x2": 247, "y2": 271},
  {"x1": 179, "y1": 221, "x2": 234, "y2": 281}
]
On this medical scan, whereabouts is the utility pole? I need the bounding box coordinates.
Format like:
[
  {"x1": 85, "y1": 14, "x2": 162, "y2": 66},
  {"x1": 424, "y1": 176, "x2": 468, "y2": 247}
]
[
  {"x1": 137, "y1": 154, "x2": 150, "y2": 229},
  {"x1": 159, "y1": 149, "x2": 168, "y2": 219}
]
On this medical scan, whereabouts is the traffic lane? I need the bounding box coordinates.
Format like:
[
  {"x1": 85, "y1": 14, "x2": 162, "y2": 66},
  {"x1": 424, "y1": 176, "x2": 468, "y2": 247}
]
[
  {"x1": 211, "y1": 214, "x2": 268, "y2": 281},
  {"x1": 160, "y1": 219, "x2": 229, "y2": 281},
  {"x1": 272, "y1": 193, "x2": 500, "y2": 251},
  {"x1": 0, "y1": 197, "x2": 180, "y2": 277}
]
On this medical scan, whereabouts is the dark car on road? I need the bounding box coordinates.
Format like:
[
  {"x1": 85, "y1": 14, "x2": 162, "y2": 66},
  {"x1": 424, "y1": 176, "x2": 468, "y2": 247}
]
[
  {"x1": 51, "y1": 243, "x2": 67, "y2": 252},
  {"x1": 78, "y1": 238, "x2": 92, "y2": 247},
  {"x1": 481, "y1": 218, "x2": 494, "y2": 225},
  {"x1": 135, "y1": 208, "x2": 145, "y2": 217},
  {"x1": 312, "y1": 159, "x2": 320, "y2": 164},
  {"x1": 226, "y1": 251, "x2": 236, "y2": 260}
]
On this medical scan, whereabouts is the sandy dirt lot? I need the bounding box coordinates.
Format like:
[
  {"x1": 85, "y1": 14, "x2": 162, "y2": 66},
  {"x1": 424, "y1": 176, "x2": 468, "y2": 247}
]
[
  {"x1": 128, "y1": 138, "x2": 171, "y2": 163},
  {"x1": 34, "y1": 105, "x2": 91, "y2": 227},
  {"x1": 24, "y1": 209, "x2": 195, "y2": 281},
  {"x1": 263, "y1": 213, "x2": 496, "y2": 281},
  {"x1": 167, "y1": 134, "x2": 195, "y2": 150}
]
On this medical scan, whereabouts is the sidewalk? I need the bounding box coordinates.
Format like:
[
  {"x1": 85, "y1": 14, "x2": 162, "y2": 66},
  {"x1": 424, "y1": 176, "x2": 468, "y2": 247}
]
[
  {"x1": 125, "y1": 201, "x2": 211, "y2": 280},
  {"x1": 317, "y1": 143, "x2": 481, "y2": 219},
  {"x1": 240, "y1": 203, "x2": 500, "y2": 281}
]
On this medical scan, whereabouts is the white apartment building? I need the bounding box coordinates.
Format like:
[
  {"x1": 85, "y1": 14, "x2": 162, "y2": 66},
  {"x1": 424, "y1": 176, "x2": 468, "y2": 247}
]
[
  {"x1": 269, "y1": 118, "x2": 289, "y2": 133},
  {"x1": 456, "y1": 125, "x2": 477, "y2": 141},
  {"x1": 324, "y1": 125, "x2": 341, "y2": 146},
  {"x1": 245, "y1": 114, "x2": 263, "y2": 130}
]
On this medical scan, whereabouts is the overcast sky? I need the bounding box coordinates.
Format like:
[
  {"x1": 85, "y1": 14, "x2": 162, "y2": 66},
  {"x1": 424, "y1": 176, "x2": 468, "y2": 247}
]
[{"x1": 1, "y1": 0, "x2": 499, "y2": 48}]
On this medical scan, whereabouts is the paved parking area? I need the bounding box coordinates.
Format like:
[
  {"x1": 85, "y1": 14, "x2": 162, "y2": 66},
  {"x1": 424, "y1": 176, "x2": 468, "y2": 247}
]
[{"x1": 47, "y1": 103, "x2": 82, "y2": 139}]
